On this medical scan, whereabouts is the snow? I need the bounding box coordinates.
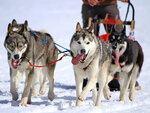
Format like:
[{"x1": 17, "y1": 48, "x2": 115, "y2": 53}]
[{"x1": 0, "y1": 0, "x2": 150, "y2": 113}]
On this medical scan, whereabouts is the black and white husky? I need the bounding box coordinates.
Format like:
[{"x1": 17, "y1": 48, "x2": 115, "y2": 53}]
[
  {"x1": 105, "y1": 26, "x2": 144, "y2": 102},
  {"x1": 70, "y1": 23, "x2": 112, "y2": 106}
]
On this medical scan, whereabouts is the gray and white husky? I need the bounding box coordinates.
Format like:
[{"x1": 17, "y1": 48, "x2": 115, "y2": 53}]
[
  {"x1": 4, "y1": 19, "x2": 58, "y2": 106},
  {"x1": 70, "y1": 22, "x2": 112, "y2": 106}
]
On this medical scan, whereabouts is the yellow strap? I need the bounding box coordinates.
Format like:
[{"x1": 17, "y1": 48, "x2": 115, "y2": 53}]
[{"x1": 88, "y1": 17, "x2": 92, "y2": 27}]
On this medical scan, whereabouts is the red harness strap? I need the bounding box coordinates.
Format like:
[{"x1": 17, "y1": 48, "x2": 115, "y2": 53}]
[
  {"x1": 29, "y1": 56, "x2": 64, "y2": 68},
  {"x1": 113, "y1": 77, "x2": 118, "y2": 80},
  {"x1": 99, "y1": 33, "x2": 110, "y2": 42},
  {"x1": 105, "y1": 18, "x2": 118, "y2": 24},
  {"x1": 98, "y1": 17, "x2": 119, "y2": 42}
]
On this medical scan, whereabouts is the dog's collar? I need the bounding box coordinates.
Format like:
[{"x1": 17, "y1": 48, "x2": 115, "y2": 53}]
[
  {"x1": 83, "y1": 61, "x2": 92, "y2": 71},
  {"x1": 83, "y1": 48, "x2": 99, "y2": 71},
  {"x1": 120, "y1": 64, "x2": 124, "y2": 68},
  {"x1": 83, "y1": 66, "x2": 88, "y2": 71}
]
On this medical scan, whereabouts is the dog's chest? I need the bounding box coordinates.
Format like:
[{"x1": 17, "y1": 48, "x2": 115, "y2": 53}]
[
  {"x1": 75, "y1": 59, "x2": 100, "y2": 78},
  {"x1": 120, "y1": 63, "x2": 133, "y2": 73}
]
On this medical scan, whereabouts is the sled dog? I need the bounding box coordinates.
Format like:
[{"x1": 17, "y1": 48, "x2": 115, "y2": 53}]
[
  {"x1": 4, "y1": 19, "x2": 58, "y2": 106},
  {"x1": 105, "y1": 26, "x2": 144, "y2": 102},
  {"x1": 70, "y1": 22, "x2": 112, "y2": 106}
]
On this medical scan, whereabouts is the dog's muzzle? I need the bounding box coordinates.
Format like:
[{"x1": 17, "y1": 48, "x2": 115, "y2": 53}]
[
  {"x1": 71, "y1": 53, "x2": 87, "y2": 65},
  {"x1": 11, "y1": 54, "x2": 22, "y2": 69}
]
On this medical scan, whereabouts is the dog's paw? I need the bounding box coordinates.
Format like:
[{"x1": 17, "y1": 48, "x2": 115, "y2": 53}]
[
  {"x1": 119, "y1": 98, "x2": 126, "y2": 102},
  {"x1": 78, "y1": 96, "x2": 84, "y2": 101},
  {"x1": 19, "y1": 101, "x2": 28, "y2": 107},
  {"x1": 40, "y1": 88, "x2": 46, "y2": 95},
  {"x1": 129, "y1": 89, "x2": 135, "y2": 101},
  {"x1": 19, "y1": 102, "x2": 28, "y2": 107},
  {"x1": 48, "y1": 92, "x2": 55, "y2": 101},
  {"x1": 76, "y1": 99, "x2": 82, "y2": 106},
  {"x1": 103, "y1": 88, "x2": 111, "y2": 100},
  {"x1": 95, "y1": 101, "x2": 101, "y2": 106},
  {"x1": 19, "y1": 98, "x2": 28, "y2": 107},
  {"x1": 12, "y1": 93, "x2": 19, "y2": 101},
  {"x1": 32, "y1": 92, "x2": 38, "y2": 97},
  {"x1": 39, "y1": 83, "x2": 47, "y2": 95},
  {"x1": 104, "y1": 93, "x2": 111, "y2": 100},
  {"x1": 129, "y1": 94, "x2": 134, "y2": 101}
]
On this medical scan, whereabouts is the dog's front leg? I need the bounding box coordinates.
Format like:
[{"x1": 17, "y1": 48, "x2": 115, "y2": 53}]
[
  {"x1": 92, "y1": 84, "x2": 97, "y2": 104},
  {"x1": 19, "y1": 68, "x2": 34, "y2": 106},
  {"x1": 78, "y1": 76, "x2": 97, "y2": 104},
  {"x1": 103, "y1": 74, "x2": 113, "y2": 100},
  {"x1": 129, "y1": 65, "x2": 139, "y2": 101},
  {"x1": 75, "y1": 72, "x2": 83, "y2": 106},
  {"x1": 96, "y1": 59, "x2": 111, "y2": 106},
  {"x1": 119, "y1": 72, "x2": 131, "y2": 102},
  {"x1": 47, "y1": 65, "x2": 56, "y2": 101},
  {"x1": 39, "y1": 67, "x2": 47, "y2": 95},
  {"x1": 96, "y1": 73, "x2": 107, "y2": 106},
  {"x1": 31, "y1": 68, "x2": 39, "y2": 97},
  {"x1": 10, "y1": 68, "x2": 22, "y2": 101}
]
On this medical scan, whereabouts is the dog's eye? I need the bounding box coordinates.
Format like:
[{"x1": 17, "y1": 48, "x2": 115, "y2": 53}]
[
  {"x1": 118, "y1": 39, "x2": 122, "y2": 43},
  {"x1": 86, "y1": 42, "x2": 90, "y2": 44},
  {"x1": 18, "y1": 44, "x2": 23, "y2": 48},
  {"x1": 8, "y1": 43, "x2": 15, "y2": 51},
  {"x1": 10, "y1": 45, "x2": 14, "y2": 49},
  {"x1": 77, "y1": 41, "x2": 81, "y2": 44},
  {"x1": 109, "y1": 38, "x2": 114, "y2": 43}
]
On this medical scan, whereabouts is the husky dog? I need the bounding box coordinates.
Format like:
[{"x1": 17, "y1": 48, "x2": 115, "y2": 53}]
[
  {"x1": 105, "y1": 26, "x2": 144, "y2": 102},
  {"x1": 4, "y1": 19, "x2": 58, "y2": 106},
  {"x1": 70, "y1": 22, "x2": 112, "y2": 106}
]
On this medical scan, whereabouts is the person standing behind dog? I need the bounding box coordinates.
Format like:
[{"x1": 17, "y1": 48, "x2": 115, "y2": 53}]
[{"x1": 81, "y1": 0, "x2": 129, "y2": 36}]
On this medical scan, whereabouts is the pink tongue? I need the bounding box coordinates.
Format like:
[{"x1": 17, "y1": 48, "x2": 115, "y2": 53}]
[
  {"x1": 72, "y1": 54, "x2": 85, "y2": 65},
  {"x1": 11, "y1": 59, "x2": 19, "y2": 69},
  {"x1": 114, "y1": 50, "x2": 120, "y2": 66}
]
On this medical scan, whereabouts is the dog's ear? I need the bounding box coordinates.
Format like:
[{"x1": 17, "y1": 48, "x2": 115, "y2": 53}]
[
  {"x1": 12, "y1": 19, "x2": 17, "y2": 26},
  {"x1": 24, "y1": 20, "x2": 28, "y2": 31},
  {"x1": 88, "y1": 22, "x2": 94, "y2": 33},
  {"x1": 76, "y1": 22, "x2": 82, "y2": 32},
  {"x1": 122, "y1": 25, "x2": 126, "y2": 35},
  {"x1": 111, "y1": 25, "x2": 116, "y2": 33},
  {"x1": 8, "y1": 23, "x2": 14, "y2": 34}
]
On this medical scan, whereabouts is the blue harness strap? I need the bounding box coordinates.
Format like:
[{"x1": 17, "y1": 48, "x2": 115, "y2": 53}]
[
  {"x1": 31, "y1": 31, "x2": 35, "y2": 35},
  {"x1": 31, "y1": 31, "x2": 46, "y2": 45},
  {"x1": 31, "y1": 31, "x2": 71, "y2": 52},
  {"x1": 42, "y1": 35, "x2": 46, "y2": 44},
  {"x1": 54, "y1": 43, "x2": 71, "y2": 52}
]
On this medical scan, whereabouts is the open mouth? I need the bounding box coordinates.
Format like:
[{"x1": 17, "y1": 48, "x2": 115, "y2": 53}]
[
  {"x1": 72, "y1": 54, "x2": 87, "y2": 65},
  {"x1": 11, "y1": 59, "x2": 19, "y2": 69},
  {"x1": 113, "y1": 50, "x2": 120, "y2": 66},
  {"x1": 79, "y1": 54, "x2": 87, "y2": 63}
]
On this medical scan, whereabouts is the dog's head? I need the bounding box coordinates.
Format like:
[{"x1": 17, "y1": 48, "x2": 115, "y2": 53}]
[
  {"x1": 108, "y1": 26, "x2": 127, "y2": 50},
  {"x1": 70, "y1": 22, "x2": 97, "y2": 65},
  {"x1": 4, "y1": 19, "x2": 29, "y2": 69},
  {"x1": 108, "y1": 26, "x2": 127, "y2": 66}
]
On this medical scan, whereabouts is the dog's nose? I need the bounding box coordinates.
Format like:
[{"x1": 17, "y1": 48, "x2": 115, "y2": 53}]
[
  {"x1": 14, "y1": 54, "x2": 19, "y2": 59},
  {"x1": 80, "y1": 49, "x2": 86, "y2": 54}
]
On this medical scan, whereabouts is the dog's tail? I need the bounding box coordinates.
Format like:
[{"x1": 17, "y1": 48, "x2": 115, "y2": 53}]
[
  {"x1": 40, "y1": 29, "x2": 48, "y2": 33},
  {"x1": 135, "y1": 41, "x2": 144, "y2": 73}
]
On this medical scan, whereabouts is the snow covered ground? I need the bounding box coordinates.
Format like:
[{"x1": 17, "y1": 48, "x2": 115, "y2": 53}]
[{"x1": 0, "y1": 0, "x2": 150, "y2": 113}]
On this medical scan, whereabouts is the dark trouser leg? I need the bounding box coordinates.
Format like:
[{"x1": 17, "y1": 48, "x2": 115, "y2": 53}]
[
  {"x1": 82, "y1": 4, "x2": 100, "y2": 36},
  {"x1": 99, "y1": 5, "x2": 123, "y2": 33},
  {"x1": 82, "y1": 4, "x2": 93, "y2": 28}
]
